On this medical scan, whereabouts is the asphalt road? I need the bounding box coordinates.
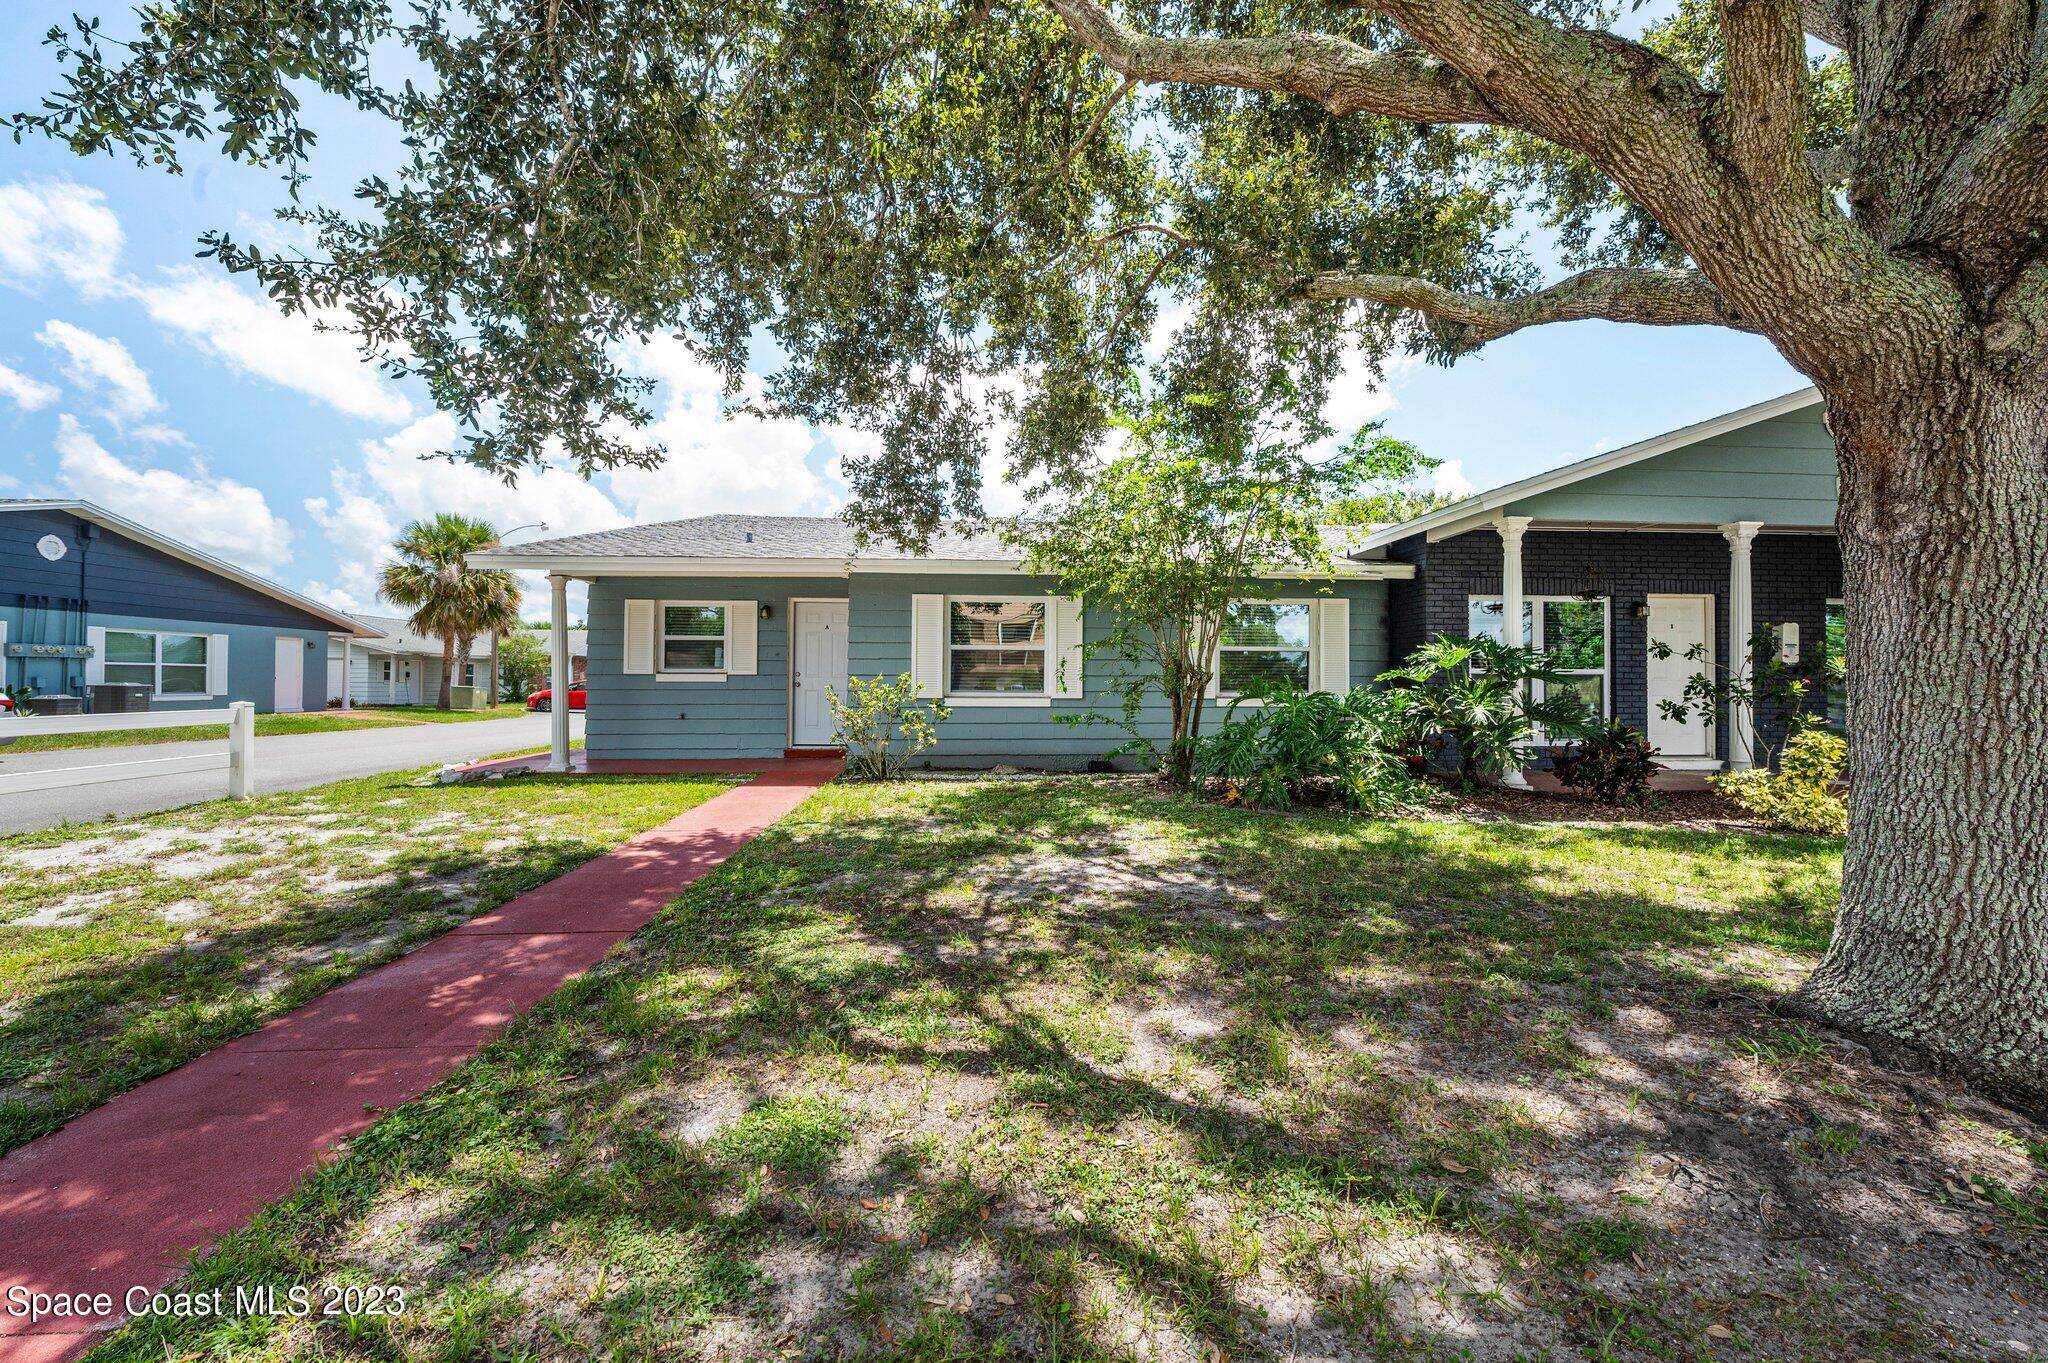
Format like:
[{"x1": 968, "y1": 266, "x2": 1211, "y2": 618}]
[{"x1": 0, "y1": 711, "x2": 583, "y2": 834}]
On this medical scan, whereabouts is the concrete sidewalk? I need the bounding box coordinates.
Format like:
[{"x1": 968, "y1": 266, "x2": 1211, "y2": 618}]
[{"x1": 0, "y1": 759, "x2": 838, "y2": 1362}]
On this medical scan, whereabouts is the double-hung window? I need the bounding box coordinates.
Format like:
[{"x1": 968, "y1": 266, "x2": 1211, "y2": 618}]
[
  {"x1": 103, "y1": 630, "x2": 210, "y2": 696},
  {"x1": 662, "y1": 604, "x2": 728, "y2": 673},
  {"x1": 949, "y1": 600, "x2": 1045, "y2": 694},
  {"x1": 1218, "y1": 601, "x2": 1312, "y2": 695},
  {"x1": 1467, "y1": 596, "x2": 1610, "y2": 716}
]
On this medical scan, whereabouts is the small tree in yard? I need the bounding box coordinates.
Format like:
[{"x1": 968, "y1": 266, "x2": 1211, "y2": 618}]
[
  {"x1": 35, "y1": 0, "x2": 2048, "y2": 1098},
  {"x1": 496, "y1": 632, "x2": 550, "y2": 703},
  {"x1": 1009, "y1": 380, "x2": 1432, "y2": 787},
  {"x1": 827, "y1": 675, "x2": 951, "y2": 779}
]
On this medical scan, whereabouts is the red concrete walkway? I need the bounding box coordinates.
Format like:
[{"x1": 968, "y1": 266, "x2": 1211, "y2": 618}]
[{"x1": 0, "y1": 760, "x2": 838, "y2": 1363}]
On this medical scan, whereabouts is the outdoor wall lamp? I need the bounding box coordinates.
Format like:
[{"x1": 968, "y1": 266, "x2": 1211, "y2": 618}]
[
  {"x1": 1632, "y1": 602, "x2": 1650, "y2": 619},
  {"x1": 759, "y1": 604, "x2": 773, "y2": 620}
]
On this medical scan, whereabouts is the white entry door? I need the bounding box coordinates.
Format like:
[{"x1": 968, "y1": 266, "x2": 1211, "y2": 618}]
[
  {"x1": 273, "y1": 636, "x2": 305, "y2": 712},
  {"x1": 791, "y1": 600, "x2": 850, "y2": 747},
  {"x1": 1646, "y1": 595, "x2": 1712, "y2": 756}
]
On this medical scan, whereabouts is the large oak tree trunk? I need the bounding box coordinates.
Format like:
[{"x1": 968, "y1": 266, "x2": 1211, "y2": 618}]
[{"x1": 1795, "y1": 378, "x2": 2048, "y2": 1102}]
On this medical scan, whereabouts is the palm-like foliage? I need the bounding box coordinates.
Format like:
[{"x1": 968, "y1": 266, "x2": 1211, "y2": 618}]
[
  {"x1": 379, "y1": 514, "x2": 522, "y2": 708},
  {"x1": 1378, "y1": 636, "x2": 1599, "y2": 788},
  {"x1": 1195, "y1": 686, "x2": 1420, "y2": 813}
]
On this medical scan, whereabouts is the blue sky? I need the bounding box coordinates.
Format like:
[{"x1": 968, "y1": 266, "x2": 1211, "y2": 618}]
[{"x1": 1, "y1": 4, "x2": 1806, "y2": 619}]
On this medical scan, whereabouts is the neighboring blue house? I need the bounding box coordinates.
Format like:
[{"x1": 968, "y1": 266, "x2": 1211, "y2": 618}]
[
  {"x1": 1, "y1": 499, "x2": 373, "y2": 714},
  {"x1": 477, "y1": 386, "x2": 1843, "y2": 777}
]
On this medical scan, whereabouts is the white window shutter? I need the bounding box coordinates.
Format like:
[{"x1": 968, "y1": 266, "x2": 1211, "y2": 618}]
[
  {"x1": 85, "y1": 627, "x2": 106, "y2": 686},
  {"x1": 727, "y1": 601, "x2": 759, "y2": 675},
  {"x1": 622, "y1": 600, "x2": 656, "y2": 675},
  {"x1": 911, "y1": 594, "x2": 946, "y2": 699},
  {"x1": 207, "y1": 634, "x2": 230, "y2": 695},
  {"x1": 1204, "y1": 634, "x2": 1221, "y2": 700},
  {"x1": 1315, "y1": 599, "x2": 1350, "y2": 693},
  {"x1": 1051, "y1": 597, "x2": 1085, "y2": 699}
]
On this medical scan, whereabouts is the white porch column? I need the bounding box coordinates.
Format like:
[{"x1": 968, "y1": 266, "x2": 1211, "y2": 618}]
[
  {"x1": 1496, "y1": 516, "x2": 1534, "y2": 789},
  {"x1": 547, "y1": 573, "x2": 573, "y2": 773},
  {"x1": 341, "y1": 636, "x2": 352, "y2": 708},
  {"x1": 1721, "y1": 521, "x2": 1764, "y2": 769}
]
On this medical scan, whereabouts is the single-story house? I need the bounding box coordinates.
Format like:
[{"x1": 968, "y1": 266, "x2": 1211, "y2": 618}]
[
  {"x1": 2, "y1": 499, "x2": 374, "y2": 714},
  {"x1": 473, "y1": 386, "x2": 1844, "y2": 778},
  {"x1": 327, "y1": 613, "x2": 499, "y2": 707}
]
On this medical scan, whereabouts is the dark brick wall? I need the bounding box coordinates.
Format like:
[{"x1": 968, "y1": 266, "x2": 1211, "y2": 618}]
[
  {"x1": 1384, "y1": 533, "x2": 1428, "y2": 663},
  {"x1": 1752, "y1": 534, "x2": 1844, "y2": 754},
  {"x1": 1412, "y1": 527, "x2": 1845, "y2": 763},
  {"x1": 1424, "y1": 527, "x2": 1741, "y2": 760}
]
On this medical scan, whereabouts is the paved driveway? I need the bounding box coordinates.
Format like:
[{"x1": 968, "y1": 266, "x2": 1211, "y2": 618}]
[{"x1": 0, "y1": 712, "x2": 583, "y2": 834}]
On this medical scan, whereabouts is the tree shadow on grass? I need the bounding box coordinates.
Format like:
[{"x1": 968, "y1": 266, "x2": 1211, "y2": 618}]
[
  {"x1": 0, "y1": 773, "x2": 727, "y2": 1155},
  {"x1": 87, "y1": 778, "x2": 2046, "y2": 1363}
]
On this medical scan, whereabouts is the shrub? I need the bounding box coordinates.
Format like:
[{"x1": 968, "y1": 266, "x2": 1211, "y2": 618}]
[
  {"x1": 1194, "y1": 685, "x2": 1421, "y2": 813},
  {"x1": 1711, "y1": 729, "x2": 1848, "y2": 833},
  {"x1": 1547, "y1": 720, "x2": 1663, "y2": 807},
  {"x1": 825, "y1": 673, "x2": 950, "y2": 779},
  {"x1": 1376, "y1": 635, "x2": 1600, "y2": 788}
]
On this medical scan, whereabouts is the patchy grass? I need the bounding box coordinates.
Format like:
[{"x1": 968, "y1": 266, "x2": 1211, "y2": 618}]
[
  {"x1": 0, "y1": 704, "x2": 531, "y2": 753},
  {"x1": 0, "y1": 769, "x2": 734, "y2": 1153},
  {"x1": 77, "y1": 779, "x2": 2047, "y2": 1363}
]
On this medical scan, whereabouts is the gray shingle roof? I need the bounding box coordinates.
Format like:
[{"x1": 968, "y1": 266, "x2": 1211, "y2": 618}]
[{"x1": 487, "y1": 514, "x2": 1012, "y2": 562}]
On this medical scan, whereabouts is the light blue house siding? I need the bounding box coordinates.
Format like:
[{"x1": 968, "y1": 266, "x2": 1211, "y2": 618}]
[
  {"x1": 584, "y1": 573, "x2": 1391, "y2": 766},
  {"x1": 87, "y1": 612, "x2": 330, "y2": 713},
  {"x1": 1508, "y1": 403, "x2": 1838, "y2": 527},
  {"x1": 585, "y1": 576, "x2": 848, "y2": 760}
]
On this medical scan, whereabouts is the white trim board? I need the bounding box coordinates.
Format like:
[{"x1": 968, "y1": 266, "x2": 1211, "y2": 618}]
[
  {"x1": 1349, "y1": 387, "x2": 1824, "y2": 551},
  {"x1": 466, "y1": 552, "x2": 1417, "y2": 581}
]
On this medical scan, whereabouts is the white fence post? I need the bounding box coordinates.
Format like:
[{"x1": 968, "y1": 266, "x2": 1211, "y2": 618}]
[{"x1": 227, "y1": 701, "x2": 256, "y2": 799}]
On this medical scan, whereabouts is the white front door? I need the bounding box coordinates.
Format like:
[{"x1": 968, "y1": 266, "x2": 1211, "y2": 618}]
[
  {"x1": 791, "y1": 600, "x2": 850, "y2": 747},
  {"x1": 273, "y1": 637, "x2": 305, "y2": 712},
  {"x1": 1646, "y1": 594, "x2": 1712, "y2": 757}
]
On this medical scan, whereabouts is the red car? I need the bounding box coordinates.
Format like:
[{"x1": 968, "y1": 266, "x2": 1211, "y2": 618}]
[{"x1": 526, "y1": 683, "x2": 586, "y2": 713}]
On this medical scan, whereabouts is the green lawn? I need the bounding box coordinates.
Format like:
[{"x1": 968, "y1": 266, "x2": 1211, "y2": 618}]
[
  {"x1": 0, "y1": 704, "x2": 532, "y2": 753},
  {"x1": 72, "y1": 778, "x2": 2048, "y2": 1363},
  {"x1": 0, "y1": 768, "x2": 735, "y2": 1153}
]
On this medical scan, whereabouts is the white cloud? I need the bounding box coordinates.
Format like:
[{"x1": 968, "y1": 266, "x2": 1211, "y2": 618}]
[
  {"x1": 125, "y1": 267, "x2": 412, "y2": 425},
  {"x1": 1430, "y1": 459, "x2": 1477, "y2": 498},
  {"x1": 303, "y1": 412, "x2": 630, "y2": 616},
  {"x1": 603, "y1": 334, "x2": 840, "y2": 523},
  {"x1": 0, "y1": 360, "x2": 59, "y2": 412},
  {"x1": 0, "y1": 180, "x2": 411, "y2": 426},
  {"x1": 37, "y1": 320, "x2": 164, "y2": 427},
  {"x1": 0, "y1": 180, "x2": 124, "y2": 297},
  {"x1": 55, "y1": 415, "x2": 295, "y2": 573}
]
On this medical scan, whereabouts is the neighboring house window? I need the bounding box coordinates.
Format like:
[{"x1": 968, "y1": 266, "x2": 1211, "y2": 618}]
[
  {"x1": 103, "y1": 630, "x2": 209, "y2": 695},
  {"x1": 1824, "y1": 598, "x2": 1847, "y2": 728},
  {"x1": 1218, "y1": 601, "x2": 1311, "y2": 695},
  {"x1": 379, "y1": 659, "x2": 394, "y2": 683},
  {"x1": 461, "y1": 662, "x2": 476, "y2": 686},
  {"x1": 1467, "y1": 596, "x2": 1610, "y2": 716},
  {"x1": 949, "y1": 600, "x2": 1045, "y2": 693},
  {"x1": 662, "y1": 604, "x2": 728, "y2": 672}
]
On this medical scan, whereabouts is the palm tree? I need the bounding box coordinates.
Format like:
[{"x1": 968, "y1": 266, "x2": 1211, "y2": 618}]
[{"x1": 379, "y1": 514, "x2": 523, "y2": 708}]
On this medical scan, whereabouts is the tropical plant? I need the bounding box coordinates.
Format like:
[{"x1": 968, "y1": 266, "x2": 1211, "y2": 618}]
[
  {"x1": 1010, "y1": 379, "x2": 1431, "y2": 787},
  {"x1": 826, "y1": 674, "x2": 951, "y2": 780},
  {"x1": 496, "y1": 631, "x2": 551, "y2": 702},
  {"x1": 378, "y1": 514, "x2": 523, "y2": 709},
  {"x1": 1377, "y1": 636, "x2": 1600, "y2": 789},
  {"x1": 1650, "y1": 624, "x2": 1844, "y2": 767},
  {"x1": 1195, "y1": 685, "x2": 1420, "y2": 813},
  {"x1": 1713, "y1": 729, "x2": 1848, "y2": 834},
  {"x1": 1547, "y1": 720, "x2": 1663, "y2": 808},
  {"x1": 1, "y1": 686, "x2": 36, "y2": 717}
]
